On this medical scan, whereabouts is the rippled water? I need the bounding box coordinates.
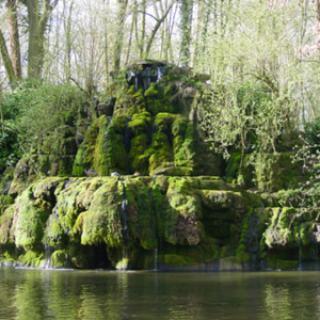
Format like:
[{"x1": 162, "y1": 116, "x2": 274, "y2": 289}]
[{"x1": 1, "y1": 269, "x2": 320, "y2": 320}]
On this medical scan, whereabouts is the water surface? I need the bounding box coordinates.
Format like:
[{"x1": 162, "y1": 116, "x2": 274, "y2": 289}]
[{"x1": 0, "y1": 269, "x2": 319, "y2": 320}]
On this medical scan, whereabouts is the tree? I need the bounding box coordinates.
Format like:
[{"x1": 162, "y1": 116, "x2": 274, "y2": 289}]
[
  {"x1": 144, "y1": 0, "x2": 176, "y2": 58},
  {"x1": 179, "y1": 0, "x2": 193, "y2": 67},
  {"x1": 20, "y1": 0, "x2": 58, "y2": 79},
  {"x1": 0, "y1": 29, "x2": 17, "y2": 87},
  {"x1": 113, "y1": 0, "x2": 128, "y2": 73},
  {"x1": 0, "y1": 0, "x2": 21, "y2": 88},
  {"x1": 6, "y1": 0, "x2": 21, "y2": 79}
]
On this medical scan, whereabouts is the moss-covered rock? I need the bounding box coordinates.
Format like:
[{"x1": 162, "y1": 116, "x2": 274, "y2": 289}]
[{"x1": 0, "y1": 176, "x2": 261, "y2": 269}]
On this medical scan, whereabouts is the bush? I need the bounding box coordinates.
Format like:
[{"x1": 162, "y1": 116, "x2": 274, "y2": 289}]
[{"x1": 0, "y1": 82, "x2": 88, "y2": 177}]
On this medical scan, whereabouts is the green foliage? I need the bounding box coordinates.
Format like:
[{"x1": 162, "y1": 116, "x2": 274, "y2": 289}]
[
  {"x1": 255, "y1": 152, "x2": 301, "y2": 192},
  {"x1": 13, "y1": 83, "x2": 86, "y2": 150},
  {"x1": 305, "y1": 117, "x2": 320, "y2": 147}
]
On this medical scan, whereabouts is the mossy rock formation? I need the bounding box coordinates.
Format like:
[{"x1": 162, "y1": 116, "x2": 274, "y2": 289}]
[
  {"x1": 0, "y1": 176, "x2": 253, "y2": 270},
  {"x1": 0, "y1": 61, "x2": 310, "y2": 270}
]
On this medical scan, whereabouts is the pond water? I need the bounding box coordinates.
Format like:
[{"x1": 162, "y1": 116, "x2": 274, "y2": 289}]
[{"x1": 0, "y1": 268, "x2": 320, "y2": 320}]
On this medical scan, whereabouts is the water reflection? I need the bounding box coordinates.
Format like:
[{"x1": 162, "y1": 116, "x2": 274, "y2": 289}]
[
  {"x1": 1, "y1": 269, "x2": 320, "y2": 320},
  {"x1": 265, "y1": 284, "x2": 292, "y2": 320}
]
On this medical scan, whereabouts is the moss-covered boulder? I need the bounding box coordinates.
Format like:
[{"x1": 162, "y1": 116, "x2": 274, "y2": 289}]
[{"x1": 0, "y1": 176, "x2": 261, "y2": 270}]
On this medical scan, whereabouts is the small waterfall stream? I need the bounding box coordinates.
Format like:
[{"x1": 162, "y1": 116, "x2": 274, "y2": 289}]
[
  {"x1": 43, "y1": 245, "x2": 53, "y2": 269},
  {"x1": 120, "y1": 180, "x2": 129, "y2": 244},
  {"x1": 116, "y1": 178, "x2": 130, "y2": 270}
]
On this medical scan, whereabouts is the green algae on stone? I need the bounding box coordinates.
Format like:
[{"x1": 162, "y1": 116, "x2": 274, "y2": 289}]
[
  {"x1": 0, "y1": 175, "x2": 267, "y2": 270},
  {"x1": 77, "y1": 179, "x2": 123, "y2": 247},
  {"x1": 18, "y1": 251, "x2": 44, "y2": 267},
  {"x1": 51, "y1": 249, "x2": 70, "y2": 268},
  {"x1": 172, "y1": 116, "x2": 195, "y2": 175},
  {"x1": 72, "y1": 118, "x2": 100, "y2": 176},
  {"x1": 12, "y1": 188, "x2": 51, "y2": 250},
  {"x1": 0, "y1": 206, "x2": 14, "y2": 245}
]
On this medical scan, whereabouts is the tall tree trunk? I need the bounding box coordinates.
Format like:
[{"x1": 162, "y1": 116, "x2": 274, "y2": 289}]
[
  {"x1": 113, "y1": 0, "x2": 128, "y2": 74},
  {"x1": 0, "y1": 29, "x2": 17, "y2": 87},
  {"x1": 6, "y1": 0, "x2": 22, "y2": 79},
  {"x1": 193, "y1": 0, "x2": 212, "y2": 70},
  {"x1": 125, "y1": 13, "x2": 135, "y2": 64},
  {"x1": 63, "y1": 0, "x2": 74, "y2": 82},
  {"x1": 140, "y1": 0, "x2": 146, "y2": 58},
  {"x1": 103, "y1": 0, "x2": 110, "y2": 86},
  {"x1": 22, "y1": 0, "x2": 57, "y2": 79},
  {"x1": 179, "y1": 0, "x2": 194, "y2": 67}
]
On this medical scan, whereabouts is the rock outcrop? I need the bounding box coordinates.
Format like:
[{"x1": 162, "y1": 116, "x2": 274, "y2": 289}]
[{"x1": 0, "y1": 61, "x2": 310, "y2": 270}]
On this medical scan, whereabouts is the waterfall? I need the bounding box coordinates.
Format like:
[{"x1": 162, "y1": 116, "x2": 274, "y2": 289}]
[
  {"x1": 114, "y1": 178, "x2": 130, "y2": 271},
  {"x1": 120, "y1": 180, "x2": 129, "y2": 244},
  {"x1": 43, "y1": 245, "x2": 52, "y2": 269}
]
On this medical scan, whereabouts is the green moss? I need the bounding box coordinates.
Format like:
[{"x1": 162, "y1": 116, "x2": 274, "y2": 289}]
[
  {"x1": 93, "y1": 115, "x2": 111, "y2": 176},
  {"x1": 72, "y1": 118, "x2": 100, "y2": 176},
  {"x1": 13, "y1": 188, "x2": 51, "y2": 250},
  {"x1": 154, "y1": 112, "x2": 176, "y2": 131},
  {"x1": 77, "y1": 179, "x2": 123, "y2": 247},
  {"x1": 129, "y1": 135, "x2": 150, "y2": 174},
  {"x1": 97, "y1": 115, "x2": 129, "y2": 175},
  {"x1": 0, "y1": 195, "x2": 13, "y2": 215},
  {"x1": 200, "y1": 190, "x2": 244, "y2": 210},
  {"x1": 55, "y1": 178, "x2": 102, "y2": 234},
  {"x1": 172, "y1": 116, "x2": 195, "y2": 175},
  {"x1": 236, "y1": 209, "x2": 269, "y2": 264},
  {"x1": 149, "y1": 132, "x2": 173, "y2": 175},
  {"x1": 124, "y1": 178, "x2": 158, "y2": 250},
  {"x1": 44, "y1": 214, "x2": 65, "y2": 248},
  {"x1": 262, "y1": 207, "x2": 317, "y2": 252},
  {"x1": 51, "y1": 249, "x2": 70, "y2": 268},
  {"x1": 18, "y1": 251, "x2": 43, "y2": 267},
  {"x1": 0, "y1": 206, "x2": 14, "y2": 245},
  {"x1": 115, "y1": 257, "x2": 129, "y2": 270},
  {"x1": 225, "y1": 152, "x2": 254, "y2": 187},
  {"x1": 144, "y1": 83, "x2": 159, "y2": 97},
  {"x1": 128, "y1": 111, "x2": 152, "y2": 133},
  {"x1": 127, "y1": 112, "x2": 152, "y2": 173},
  {"x1": 164, "y1": 177, "x2": 203, "y2": 245}
]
